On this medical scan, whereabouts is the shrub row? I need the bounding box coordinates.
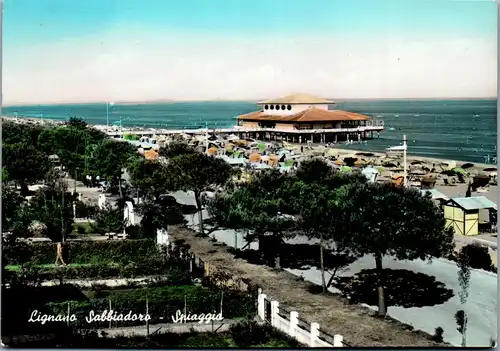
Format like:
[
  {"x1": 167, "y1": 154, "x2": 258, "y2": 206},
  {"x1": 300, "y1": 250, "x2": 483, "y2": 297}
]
[
  {"x1": 3, "y1": 321, "x2": 301, "y2": 348},
  {"x1": 3, "y1": 239, "x2": 158, "y2": 266},
  {"x1": 11, "y1": 260, "x2": 192, "y2": 283},
  {"x1": 45, "y1": 285, "x2": 257, "y2": 328}
]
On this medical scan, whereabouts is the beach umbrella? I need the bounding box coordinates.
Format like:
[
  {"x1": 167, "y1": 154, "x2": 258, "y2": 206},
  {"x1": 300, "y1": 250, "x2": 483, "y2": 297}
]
[
  {"x1": 354, "y1": 159, "x2": 366, "y2": 166},
  {"x1": 335, "y1": 159, "x2": 344, "y2": 165},
  {"x1": 376, "y1": 166, "x2": 385, "y2": 173},
  {"x1": 452, "y1": 167, "x2": 467, "y2": 175},
  {"x1": 383, "y1": 162, "x2": 398, "y2": 168},
  {"x1": 484, "y1": 167, "x2": 497, "y2": 172},
  {"x1": 411, "y1": 160, "x2": 425, "y2": 165},
  {"x1": 356, "y1": 152, "x2": 375, "y2": 157},
  {"x1": 260, "y1": 155, "x2": 270, "y2": 162},
  {"x1": 339, "y1": 166, "x2": 353, "y2": 173},
  {"x1": 207, "y1": 147, "x2": 217, "y2": 155},
  {"x1": 440, "y1": 161, "x2": 456, "y2": 170},
  {"x1": 460, "y1": 163, "x2": 474, "y2": 169}
]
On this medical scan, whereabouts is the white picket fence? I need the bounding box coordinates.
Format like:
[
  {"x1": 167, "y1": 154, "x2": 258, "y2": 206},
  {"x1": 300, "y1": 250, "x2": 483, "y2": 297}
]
[{"x1": 257, "y1": 289, "x2": 344, "y2": 347}]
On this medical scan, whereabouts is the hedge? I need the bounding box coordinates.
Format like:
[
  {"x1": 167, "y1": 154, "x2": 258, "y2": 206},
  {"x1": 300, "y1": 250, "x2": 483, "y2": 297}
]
[
  {"x1": 3, "y1": 322, "x2": 301, "y2": 348},
  {"x1": 10, "y1": 260, "x2": 193, "y2": 282},
  {"x1": 3, "y1": 239, "x2": 158, "y2": 266},
  {"x1": 45, "y1": 285, "x2": 257, "y2": 328}
]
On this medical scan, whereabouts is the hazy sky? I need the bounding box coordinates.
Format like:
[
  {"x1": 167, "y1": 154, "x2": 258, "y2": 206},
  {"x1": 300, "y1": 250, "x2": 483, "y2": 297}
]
[{"x1": 3, "y1": 0, "x2": 497, "y2": 104}]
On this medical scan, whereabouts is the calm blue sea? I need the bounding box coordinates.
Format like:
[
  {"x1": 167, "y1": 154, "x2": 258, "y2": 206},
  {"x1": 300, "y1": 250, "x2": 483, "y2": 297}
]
[{"x1": 3, "y1": 99, "x2": 497, "y2": 164}]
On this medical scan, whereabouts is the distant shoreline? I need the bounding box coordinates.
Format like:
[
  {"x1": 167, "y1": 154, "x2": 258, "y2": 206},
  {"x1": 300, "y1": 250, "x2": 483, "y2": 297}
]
[
  {"x1": 3, "y1": 96, "x2": 496, "y2": 108},
  {"x1": 3, "y1": 115, "x2": 497, "y2": 168}
]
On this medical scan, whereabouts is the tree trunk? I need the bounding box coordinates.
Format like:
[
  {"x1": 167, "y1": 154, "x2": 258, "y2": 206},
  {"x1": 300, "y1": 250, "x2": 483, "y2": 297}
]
[
  {"x1": 274, "y1": 233, "x2": 281, "y2": 269},
  {"x1": 320, "y1": 234, "x2": 326, "y2": 293},
  {"x1": 194, "y1": 191, "x2": 205, "y2": 236},
  {"x1": 375, "y1": 253, "x2": 387, "y2": 316},
  {"x1": 462, "y1": 314, "x2": 468, "y2": 347},
  {"x1": 326, "y1": 268, "x2": 338, "y2": 288},
  {"x1": 118, "y1": 178, "x2": 123, "y2": 199},
  {"x1": 20, "y1": 181, "x2": 29, "y2": 197}
]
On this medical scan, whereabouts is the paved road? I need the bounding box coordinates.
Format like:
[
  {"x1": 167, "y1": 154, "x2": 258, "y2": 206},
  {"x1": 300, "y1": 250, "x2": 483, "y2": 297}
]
[{"x1": 172, "y1": 191, "x2": 498, "y2": 347}]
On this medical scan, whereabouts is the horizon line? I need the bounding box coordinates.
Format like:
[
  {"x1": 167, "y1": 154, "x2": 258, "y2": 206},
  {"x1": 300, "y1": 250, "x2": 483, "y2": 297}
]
[{"x1": 3, "y1": 96, "x2": 497, "y2": 107}]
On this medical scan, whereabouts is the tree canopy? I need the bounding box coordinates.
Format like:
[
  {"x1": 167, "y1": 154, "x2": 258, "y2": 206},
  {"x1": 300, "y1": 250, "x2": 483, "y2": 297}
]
[
  {"x1": 166, "y1": 152, "x2": 233, "y2": 235},
  {"x1": 335, "y1": 182, "x2": 454, "y2": 315},
  {"x1": 2, "y1": 143, "x2": 51, "y2": 194}
]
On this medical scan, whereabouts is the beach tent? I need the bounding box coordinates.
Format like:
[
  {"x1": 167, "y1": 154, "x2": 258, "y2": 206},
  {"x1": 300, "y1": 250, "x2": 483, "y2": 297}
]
[
  {"x1": 361, "y1": 166, "x2": 379, "y2": 182},
  {"x1": 268, "y1": 155, "x2": 279, "y2": 167},
  {"x1": 144, "y1": 149, "x2": 158, "y2": 160},
  {"x1": 391, "y1": 174, "x2": 404, "y2": 186},
  {"x1": 443, "y1": 196, "x2": 497, "y2": 236},
  {"x1": 249, "y1": 153, "x2": 261, "y2": 163},
  {"x1": 420, "y1": 189, "x2": 448, "y2": 200},
  {"x1": 251, "y1": 163, "x2": 271, "y2": 170}
]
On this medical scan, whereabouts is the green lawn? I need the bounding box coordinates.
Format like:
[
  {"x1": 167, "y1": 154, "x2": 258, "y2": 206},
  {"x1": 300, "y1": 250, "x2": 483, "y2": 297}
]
[{"x1": 6, "y1": 263, "x2": 93, "y2": 271}]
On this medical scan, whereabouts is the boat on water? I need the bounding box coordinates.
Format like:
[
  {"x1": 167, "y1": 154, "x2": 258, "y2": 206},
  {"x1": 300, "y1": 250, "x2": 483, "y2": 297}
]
[{"x1": 385, "y1": 144, "x2": 407, "y2": 157}]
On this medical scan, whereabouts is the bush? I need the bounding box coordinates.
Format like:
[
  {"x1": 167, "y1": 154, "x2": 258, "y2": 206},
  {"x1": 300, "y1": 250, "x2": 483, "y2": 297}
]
[
  {"x1": 432, "y1": 327, "x2": 444, "y2": 343},
  {"x1": 229, "y1": 320, "x2": 302, "y2": 347},
  {"x1": 13, "y1": 257, "x2": 192, "y2": 282},
  {"x1": 459, "y1": 244, "x2": 494, "y2": 271},
  {"x1": 3, "y1": 239, "x2": 158, "y2": 266},
  {"x1": 75, "y1": 225, "x2": 86, "y2": 234},
  {"x1": 74, "y1": 201, "x2": 97, "y2": 219},
  {"x1": 125, "y1": 225, "x2": 144, "y2": 239}
]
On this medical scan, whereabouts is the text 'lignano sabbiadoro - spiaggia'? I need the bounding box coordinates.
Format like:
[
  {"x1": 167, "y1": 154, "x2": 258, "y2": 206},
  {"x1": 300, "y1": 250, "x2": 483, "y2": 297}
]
[{"x1": 28, "y1": 310, "x2": 151, "y2": 325}]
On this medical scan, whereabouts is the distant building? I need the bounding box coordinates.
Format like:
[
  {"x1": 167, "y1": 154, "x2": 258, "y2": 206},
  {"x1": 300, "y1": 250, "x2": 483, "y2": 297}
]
[{"x1": 235, "y1": 93, "x2": 384, "y2": 143}]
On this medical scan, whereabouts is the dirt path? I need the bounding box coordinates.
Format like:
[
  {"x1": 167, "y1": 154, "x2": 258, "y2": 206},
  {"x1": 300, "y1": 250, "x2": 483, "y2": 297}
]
[{"x1": 170, "y1": 226, "x2": 443, "y2": 347}]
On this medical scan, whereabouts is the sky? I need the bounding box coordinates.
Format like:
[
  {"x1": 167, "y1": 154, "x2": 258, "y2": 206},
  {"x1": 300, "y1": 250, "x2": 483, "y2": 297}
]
[{"x1": 2, "y1": 0, "x2": 498, "y2": 104}]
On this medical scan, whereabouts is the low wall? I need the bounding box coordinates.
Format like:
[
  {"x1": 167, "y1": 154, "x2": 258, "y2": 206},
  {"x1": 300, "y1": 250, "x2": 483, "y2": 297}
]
[{"x1": 257, "y1": 289, "x2": 343, "y2": 347}]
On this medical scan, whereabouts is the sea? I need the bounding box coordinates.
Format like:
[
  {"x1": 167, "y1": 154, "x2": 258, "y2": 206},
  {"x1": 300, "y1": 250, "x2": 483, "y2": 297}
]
[{"x1": 3, "y1": 99, "x2": 497, "y2": 164}]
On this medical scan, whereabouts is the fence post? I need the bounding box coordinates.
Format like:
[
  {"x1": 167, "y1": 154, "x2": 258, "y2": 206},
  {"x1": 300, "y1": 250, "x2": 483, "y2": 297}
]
[
  {"x1": 289, "y1": 311, "x2": 298, "y2": 337},
  {"x1": 270, "y1": 301, "x2": 279, "y2": 327},
  {"x1": 310, "y1": 322, "x2": 320, "y2": 347},
  {"x1": 257, "y1": 291, "x2": 266, "y2": 320},
  {"x1": 333, "y1": 334, "x2": 344, "y2": 347}
]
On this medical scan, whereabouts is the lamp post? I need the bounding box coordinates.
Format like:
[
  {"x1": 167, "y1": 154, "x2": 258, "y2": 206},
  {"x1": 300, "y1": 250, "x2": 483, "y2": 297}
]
[
  {"x1": 403, "y1": 134, "x2": 408, "y2": 187},
  {"x1": 106, "y1": 102, "x2": 115, "y2": 127}
]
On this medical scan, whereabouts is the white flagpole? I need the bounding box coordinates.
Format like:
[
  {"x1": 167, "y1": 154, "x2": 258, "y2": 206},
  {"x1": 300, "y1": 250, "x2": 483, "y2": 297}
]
[
  {"x1": 205, "y1": 121, "x2": 209, "y2": 154},
  {"x1": 403, "y1": 134, "x2": 408, "y2": 187}
]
